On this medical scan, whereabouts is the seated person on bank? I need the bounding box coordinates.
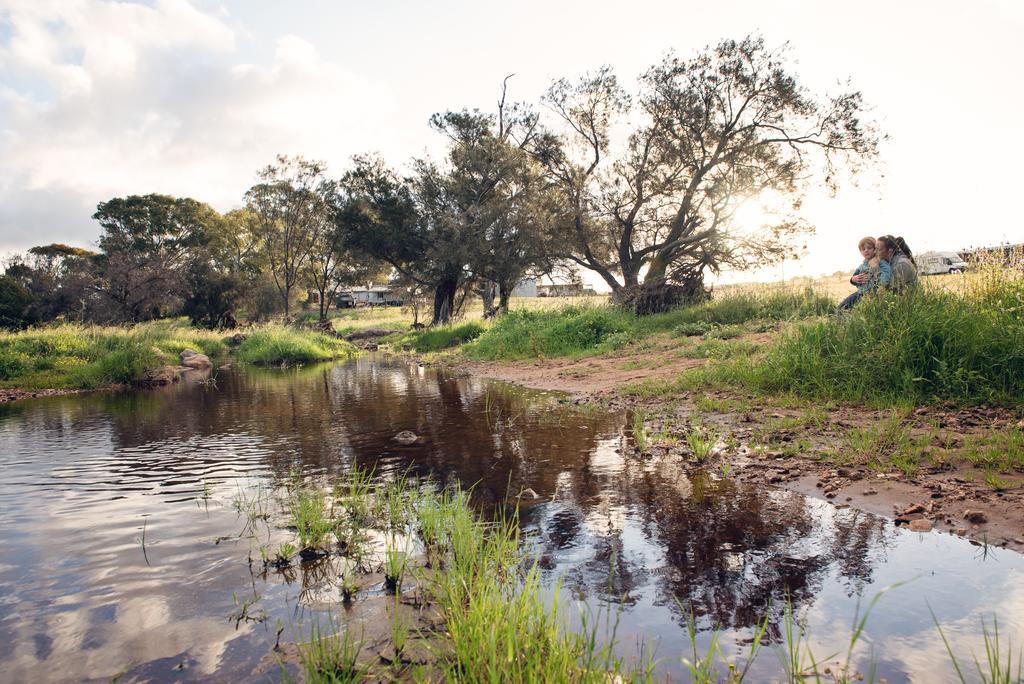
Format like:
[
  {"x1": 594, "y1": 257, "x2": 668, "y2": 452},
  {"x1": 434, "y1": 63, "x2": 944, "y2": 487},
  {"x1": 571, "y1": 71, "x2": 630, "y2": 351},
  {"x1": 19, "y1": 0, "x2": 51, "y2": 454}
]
[{"x1": 838, "y1": 236, "x2": 891, "y2": 311}]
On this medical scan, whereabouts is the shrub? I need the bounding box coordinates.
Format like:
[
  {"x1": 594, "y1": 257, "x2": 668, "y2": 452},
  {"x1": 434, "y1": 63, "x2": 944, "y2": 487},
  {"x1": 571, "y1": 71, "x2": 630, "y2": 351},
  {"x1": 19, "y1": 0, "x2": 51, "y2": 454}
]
[
  {"x1": 235, "y1": 326, "x2": 357, "y2": 365},
  {"x1": 674, "y1": 321, "x2": 711, "y2": 337},
  {"x1": 409, "y1": 322, "x2": 485, "y2": 352},
  {"x1": 467, "y1": 306, "x2": 632, "y2": 360},
  {"x1": 0, "y1": 350, "x2": 31, "y2": 381}
]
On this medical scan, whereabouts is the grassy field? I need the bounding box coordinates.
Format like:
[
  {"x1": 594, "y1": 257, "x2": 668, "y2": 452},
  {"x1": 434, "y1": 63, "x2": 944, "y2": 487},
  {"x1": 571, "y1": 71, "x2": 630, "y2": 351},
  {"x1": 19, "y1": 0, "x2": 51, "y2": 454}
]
[
  {"x1": 461, "y1": 288, "x2": 833, "y2": 361},
  {"x1": 5, "y1": 266, "x2": 1018, "y2": 406},
  {"x1": 0, "y1": 321, "x2": 358, "y2": 390},
  {"x1": 672, "y1": 266, "x2": 1024, "y2": 406}
]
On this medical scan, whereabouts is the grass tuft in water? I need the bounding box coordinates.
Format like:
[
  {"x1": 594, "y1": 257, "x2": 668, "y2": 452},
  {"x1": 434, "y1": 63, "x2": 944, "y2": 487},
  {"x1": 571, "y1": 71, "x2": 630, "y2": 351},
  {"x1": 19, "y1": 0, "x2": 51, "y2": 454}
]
[
  {"x1": 289, "y1": 619, "x2": 363, "y2": 684},
  {"x1": 631, "y1": 410, "x2": 648, "y2": 452},
  {"x1": 289, "y1": 487, "x2": 334, "y2": 554},
  {"x1": 933, "y1": 607, "x2": 1024, "y2": 684},
  {"x1": 686, "y1": 426, "x2": 718, "y2": 462}
]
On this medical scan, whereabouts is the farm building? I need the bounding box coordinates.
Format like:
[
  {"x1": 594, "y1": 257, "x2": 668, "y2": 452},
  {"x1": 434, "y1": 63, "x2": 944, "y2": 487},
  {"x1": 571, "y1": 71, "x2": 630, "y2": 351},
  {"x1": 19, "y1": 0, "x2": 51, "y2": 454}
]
[
  {"x1": 307, "y1": 285, "x2": 404, "y2": 308},
  {"x1": 537, "y1": 283, "x2": 585, "y2": 297}
]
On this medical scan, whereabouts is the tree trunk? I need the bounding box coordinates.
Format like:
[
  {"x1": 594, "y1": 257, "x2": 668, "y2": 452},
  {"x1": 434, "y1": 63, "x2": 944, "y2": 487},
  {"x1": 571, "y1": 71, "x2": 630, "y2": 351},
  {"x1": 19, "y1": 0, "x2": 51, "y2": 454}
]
[
  {"x1": 318, "y1": 288, "x2": 328, "y2": 321},
  {"x1": 497, "y1": 281, "x2": 512, "y2": 314},
  {"x1": 479, "y1": 282, "x2": 497, "y2": 318},
  {"x1": 643, "y1": 256, "x2": 669, "y2": 284},
  {"x1": 432, "y1": 277, "x2": 458, "y2": 326}
]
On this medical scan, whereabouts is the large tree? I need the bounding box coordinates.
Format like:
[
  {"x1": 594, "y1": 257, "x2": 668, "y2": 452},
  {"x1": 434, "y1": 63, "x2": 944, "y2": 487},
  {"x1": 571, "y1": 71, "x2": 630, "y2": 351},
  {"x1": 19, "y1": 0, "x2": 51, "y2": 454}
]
[
  {"x1": 342, "y1": 156, "x2": 467, "y2": 326},
  {"x1": 245, "y1": 155, "x2": 334, "y2": 318},
  {"x1": 434, "y1": 82, "x2": 556, "y2": 315},
  {"x1": 345, "y1": 85, "x2": 554, "y2": 325},
  {"x1": 307, "y1": 187, "x2": 386, "y2": 322},
  {"x1": 8, "y1": 244, "x2": 99, "y2": 322},
  {"x1": 180, "y1": 209, "x2": 264, "y2": 329},
  {"x1": 92, "y1": 194, "x2": 217, "y2": 322},
  {"x1": 536, "y1": 36, "x2": 878, "y2": 312}
]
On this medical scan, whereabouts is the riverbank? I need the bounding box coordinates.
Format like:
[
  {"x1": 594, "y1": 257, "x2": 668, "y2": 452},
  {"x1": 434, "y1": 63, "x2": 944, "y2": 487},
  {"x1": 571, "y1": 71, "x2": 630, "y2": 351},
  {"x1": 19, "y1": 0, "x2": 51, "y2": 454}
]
[
  {"x1": 458, "y1": 346, "x2": 1024, "y2": 553},
  {"x1": 0, "y1": 387, "x2": 87, "y2": 404},
  {"x1": 441, "y1": 267, "x2": 1024, "y2": 550},
  {"x1": 0, "y1": 321, "x2": 359, "y2": 396}
]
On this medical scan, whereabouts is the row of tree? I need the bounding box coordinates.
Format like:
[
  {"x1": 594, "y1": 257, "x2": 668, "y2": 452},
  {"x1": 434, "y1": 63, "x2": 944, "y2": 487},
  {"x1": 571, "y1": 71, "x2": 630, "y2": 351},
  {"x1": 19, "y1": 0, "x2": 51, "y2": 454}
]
[{"x1": 1, "y1": 37, "x2": 878, "y2": 330}]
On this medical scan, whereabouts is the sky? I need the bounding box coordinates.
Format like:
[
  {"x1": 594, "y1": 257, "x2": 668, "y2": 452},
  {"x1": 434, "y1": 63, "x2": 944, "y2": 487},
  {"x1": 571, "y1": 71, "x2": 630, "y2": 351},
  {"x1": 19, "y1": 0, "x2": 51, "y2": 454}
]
[{"x1": 0, "y1": 0, "x2": 1021, "y2": 287}]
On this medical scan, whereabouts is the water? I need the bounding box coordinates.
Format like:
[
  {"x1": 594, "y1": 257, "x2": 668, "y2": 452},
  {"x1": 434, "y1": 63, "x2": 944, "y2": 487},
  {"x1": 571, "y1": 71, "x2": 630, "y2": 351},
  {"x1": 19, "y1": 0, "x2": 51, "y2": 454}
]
[{"x1": 0, "y1": 358, "x2": 1021, "y2": 682}]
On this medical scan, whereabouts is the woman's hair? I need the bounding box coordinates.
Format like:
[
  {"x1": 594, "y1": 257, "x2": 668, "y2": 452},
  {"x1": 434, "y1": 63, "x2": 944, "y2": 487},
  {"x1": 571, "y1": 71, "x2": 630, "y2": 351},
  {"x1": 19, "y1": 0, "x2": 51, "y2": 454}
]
[
  {"x1": 877, "y1": 235, "x2": 916, "y2": 265},
  {"x1": 858, "y1": 236, "x2": 876, "y2": 251}
]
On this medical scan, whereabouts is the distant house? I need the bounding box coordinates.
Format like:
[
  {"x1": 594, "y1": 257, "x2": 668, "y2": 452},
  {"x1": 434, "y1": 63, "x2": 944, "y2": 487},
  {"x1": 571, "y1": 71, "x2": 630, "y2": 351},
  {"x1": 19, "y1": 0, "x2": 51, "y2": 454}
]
[
  {"x1": 537, "y1": 283, "x2": 584, "y2": 297},
  {"x1": 511, "y1": 278, "x2": 538, "y2": 297},
  {"x1": 337, "y1": 285, "x2": 404, "y2": 308}
]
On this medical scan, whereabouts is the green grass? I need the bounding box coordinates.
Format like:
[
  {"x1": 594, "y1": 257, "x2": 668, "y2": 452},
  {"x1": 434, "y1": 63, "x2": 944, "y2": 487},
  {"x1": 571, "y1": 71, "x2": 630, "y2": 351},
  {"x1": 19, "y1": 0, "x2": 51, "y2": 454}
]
[
  {"x1": 934, "y1": 611, "x2": 1024, "y2": 684},
  {"x1": 631, "y1": 410, "x2": 648, "y2": 451},
  {"x1": 833, "y1": 413, "x2": 929, "y2": 476},
  {"x1": 234, "y1": 326, "x2": 357, "y2": 365},
  {"x1": 0, "y1": 321, "x2": 228, "y2": 389},
  {"x1": 288, "y1": 487, "x2": 335, "y2": 553},
  {"x1": 686, "y1": 426, "x2": 718, "y2": 462},
  {"x1": 398, "y1": 321, "x2": 485, "y2": 353},
  {"x1": 749, "y1": 267, "x2": 1024, "y2": 405},
  {"x1": 634, "y1": 287, "x2": 834, "y2": 334},
  {"x1": 964, "y1": 428, "x2": 1024, "y2": 472},
  {"x1": 466, "y1": 305, "x2": 633, "y2": 360},
  {"x1": 0, "y1": 320, "x2": 359, "y2": 389},
  {"x1": 465, "y1": 287, "x2": 832, "y2": 361},
  {"x1": 291, "y1": 619, "x2": 364, "y2": 683}
]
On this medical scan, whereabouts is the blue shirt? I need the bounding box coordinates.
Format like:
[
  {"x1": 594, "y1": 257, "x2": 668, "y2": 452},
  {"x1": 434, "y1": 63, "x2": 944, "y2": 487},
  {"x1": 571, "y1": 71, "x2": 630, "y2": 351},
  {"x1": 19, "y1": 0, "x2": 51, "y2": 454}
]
[{"x1": 853, "y1": 259, "x2": 891, "y2": 292}]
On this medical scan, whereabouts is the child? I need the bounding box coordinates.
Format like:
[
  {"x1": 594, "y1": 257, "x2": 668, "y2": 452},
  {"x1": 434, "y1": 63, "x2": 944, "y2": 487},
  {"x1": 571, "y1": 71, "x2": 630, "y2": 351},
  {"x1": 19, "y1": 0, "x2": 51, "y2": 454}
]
[{"x1": 837, "y1": 236, "x2": 891, "y2": 311}]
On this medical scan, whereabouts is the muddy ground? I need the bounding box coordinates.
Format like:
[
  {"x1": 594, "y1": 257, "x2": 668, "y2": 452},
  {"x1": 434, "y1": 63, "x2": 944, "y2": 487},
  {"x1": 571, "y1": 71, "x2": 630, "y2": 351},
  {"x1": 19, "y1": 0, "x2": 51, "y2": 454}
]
[
  {"x1": 0, "y1": 387, "x2": 87, "y2": 404},
  {"x1": 457, "y1": 335, "x2": 1024, "y2": 553}
]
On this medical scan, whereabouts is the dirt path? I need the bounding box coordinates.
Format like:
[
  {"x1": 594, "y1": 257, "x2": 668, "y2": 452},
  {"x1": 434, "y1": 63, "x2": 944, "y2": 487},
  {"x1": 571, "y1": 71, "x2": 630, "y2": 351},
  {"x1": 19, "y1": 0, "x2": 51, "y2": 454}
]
[
  {"x1": 460, "y1": 333, "x2": 716, "y2": 397},
  {"x1": 457, "y1": 341, "x2": 1024, "y2": 554}
]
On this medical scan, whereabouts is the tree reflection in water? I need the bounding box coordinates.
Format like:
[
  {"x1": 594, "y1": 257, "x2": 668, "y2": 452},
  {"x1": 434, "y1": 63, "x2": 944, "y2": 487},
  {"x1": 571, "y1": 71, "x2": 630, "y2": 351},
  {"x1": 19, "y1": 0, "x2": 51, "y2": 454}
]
[{"x1": 0, "y1": 357, "x2": 896, "y2": 674}]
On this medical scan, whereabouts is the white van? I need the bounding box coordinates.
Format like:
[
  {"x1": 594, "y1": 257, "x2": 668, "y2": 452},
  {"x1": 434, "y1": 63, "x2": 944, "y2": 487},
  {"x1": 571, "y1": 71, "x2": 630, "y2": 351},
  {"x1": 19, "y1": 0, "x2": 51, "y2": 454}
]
[{"x1": 917, "y1": 251, "x2": 969, "y2": 275}]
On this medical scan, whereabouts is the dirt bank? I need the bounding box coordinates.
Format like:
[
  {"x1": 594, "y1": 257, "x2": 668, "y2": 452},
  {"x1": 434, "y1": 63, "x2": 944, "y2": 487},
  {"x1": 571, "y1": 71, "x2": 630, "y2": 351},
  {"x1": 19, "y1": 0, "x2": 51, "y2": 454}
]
[
  {"x1": 459, "y1": 332, "x2": 727, "y2": 397},
  {"x1": 458, "y1": 349, "x2": 1024, "y2": 553},
  {"x1": 0, "y1": 387, "x2": 88, "y2": 404}
]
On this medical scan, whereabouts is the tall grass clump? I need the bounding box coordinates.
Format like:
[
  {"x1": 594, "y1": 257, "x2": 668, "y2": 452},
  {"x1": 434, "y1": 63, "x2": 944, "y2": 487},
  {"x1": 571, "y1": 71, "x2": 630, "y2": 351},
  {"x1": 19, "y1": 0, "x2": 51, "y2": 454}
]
[
  {"x1": 407, "y1": 321, "x2": 485, "y2": 352},
  {"x1": 289, "y1": 619, "x2": 364, "y2": 684},
  {"x1": 235, "y1": 326, "x2": 357, "y2": 365},
  {"x1": 753, "y1": 267, "x2": 1024, "y2": 405},
  {"x1": 467, "y1": 306, "x2": 633, "y2": 360},
  {"x1": 430, "y1": 503, "x2": 634, "y2": 682},
  {"x1": 637, "y1": 287, "x2": 835, "y2": 335},
  {"x1": 467, "y1": 288, "x2": 832, "y2": 361}
]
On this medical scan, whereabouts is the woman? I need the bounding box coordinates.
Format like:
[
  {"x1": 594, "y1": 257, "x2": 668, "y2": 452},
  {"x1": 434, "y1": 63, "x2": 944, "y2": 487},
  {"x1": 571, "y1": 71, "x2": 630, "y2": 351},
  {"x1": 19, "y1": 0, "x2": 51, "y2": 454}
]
[
  {"x1": 876, "y1": 235, "x2": 919, "y2": 292},
  {"x1": 839, "y1": 236, "x2": 891, "y2": 311}
]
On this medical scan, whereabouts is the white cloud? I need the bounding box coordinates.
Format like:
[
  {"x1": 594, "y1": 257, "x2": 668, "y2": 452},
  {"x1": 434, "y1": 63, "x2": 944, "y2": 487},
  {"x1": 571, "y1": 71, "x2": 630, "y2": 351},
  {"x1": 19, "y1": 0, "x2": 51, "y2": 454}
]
[{"x1": 0, "y1": 0, "x2": 395, "y2": 252}]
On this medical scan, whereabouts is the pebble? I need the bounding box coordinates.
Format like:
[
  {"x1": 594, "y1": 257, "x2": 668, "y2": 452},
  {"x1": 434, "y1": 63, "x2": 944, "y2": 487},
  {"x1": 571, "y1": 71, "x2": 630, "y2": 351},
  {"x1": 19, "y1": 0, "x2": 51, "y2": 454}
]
[{"x1": 963, "y1": 510, "x2": 988, "y2": 524}]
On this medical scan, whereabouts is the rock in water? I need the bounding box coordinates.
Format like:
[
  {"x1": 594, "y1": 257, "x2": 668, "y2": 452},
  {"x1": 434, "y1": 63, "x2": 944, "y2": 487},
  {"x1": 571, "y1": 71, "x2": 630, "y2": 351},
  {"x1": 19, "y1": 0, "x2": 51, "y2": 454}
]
[
  {"x1": 518, "y1": 488, "x2": 540, "y2": 500},
  {"x1": 393, "y1": 430, "x2": 418, "y2": 445},
  {"x1": 140, "y1": 365, "x2": 180, "y2": 386},
  {"x1": 179, "y1": 349, "x2": 213, "y2": 369},
  {"x1": 908, "y1": 518, "x2": 933, "y2": 532}
]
